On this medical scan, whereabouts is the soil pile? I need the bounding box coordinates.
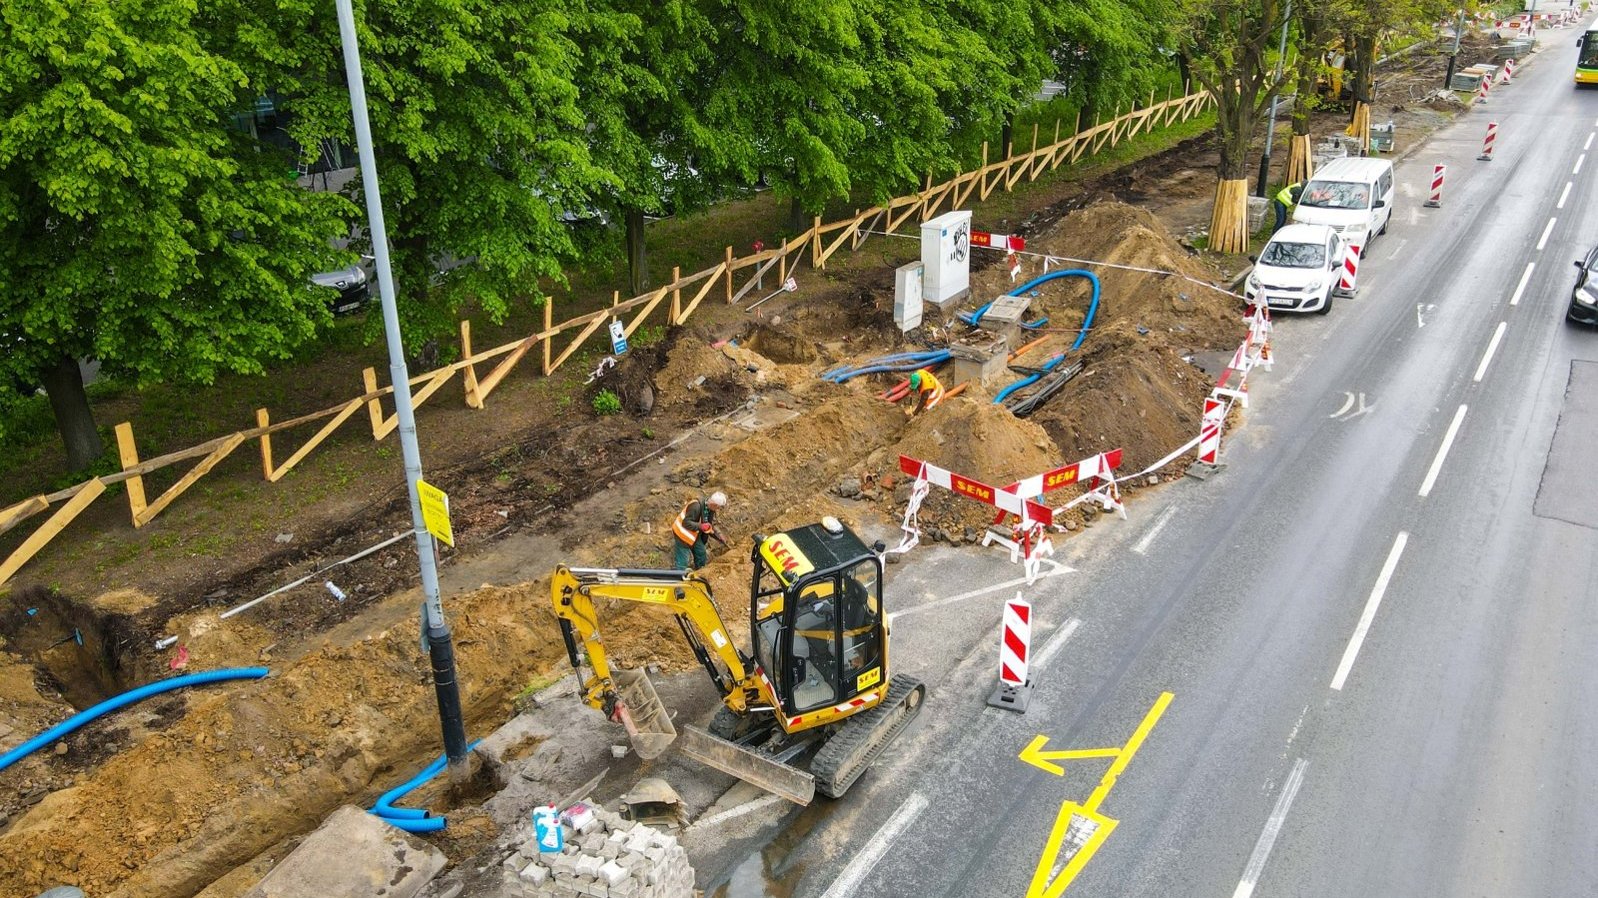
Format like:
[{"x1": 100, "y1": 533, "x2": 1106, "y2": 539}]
[{"x1": 0, "y1": 582, "x2": 566, "y2": 898}]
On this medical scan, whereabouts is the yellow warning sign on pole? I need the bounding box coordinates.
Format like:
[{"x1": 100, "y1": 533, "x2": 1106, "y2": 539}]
[{"x1": 416, "y1": 480, "x2": 454, "y2": 547}]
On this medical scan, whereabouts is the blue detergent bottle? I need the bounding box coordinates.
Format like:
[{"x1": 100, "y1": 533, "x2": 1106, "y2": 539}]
[{"x1": 532, "y1": 804, "x2": 563, "y2": 853}]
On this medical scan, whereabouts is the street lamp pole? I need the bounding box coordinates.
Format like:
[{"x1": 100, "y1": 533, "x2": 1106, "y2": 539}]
[
  {"x1": 1444, "y1": 9, "x2": 1466, "y2": 89},
  {"x1": 1257, "y1": 0, "x2": 1295, "y2": 198},
  {"x1": 333, "y1": 0, "x2": 470, "y2": 778}
]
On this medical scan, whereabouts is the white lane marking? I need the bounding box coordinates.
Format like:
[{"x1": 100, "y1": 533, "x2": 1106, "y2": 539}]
[
  {"x1": 690, "y1": 793, "x2": 785, "y2": 829},
  {"x1": 1408, "y1": 206, "x2": 1420, "y2": 225},
  {"x1": 819, "y1": 793, "x2": 928, "y2": 898},
  {"x1": 1537, "y1": 217, "x2": 1557, "y2": 252},
  {"x1": 1330, "y1": 392, "x2": 1355, "y2": 418},
  {"x1": 1588, "y1": 134, "x2": 1595, "y2": 151},
  {"x1": 897, "y1": 560, "x2": 1071, "y2": 619},
  {"x1": 1510, "y1": 262, "x2": 1536, "y2": 306},
  {"x1": 1559, "y1": 182, "x2": 1573, "y2": 209},
  {"x1": 1131, "y1": 506, "x2": 1178, "y2": 555},
  {"x1": 1330, "y1": 532, "x2": 1409, "y2": 691},
  {"x1": 1385, "y1": 238, "x2": 1409, "y2": 260},
  {"x1": 1031, "y1": 618, "x2": 1083, "y2": 672},
  {"x1": 1231, "y1": 758, "x2": 1310, "y2": 898},
  {"x1": 1418, "y1": 405, "x2": 1469, "y2": 498},
  {"x1": 1473, "y1": 322, "x2": 1508, "y2": 382},
  {"x1": 1416, "y1": 303, "x2": 1426, "y2": 328},
  {"x1": 1576, "y1": 154, "x2": 1587, "y2": 175}
]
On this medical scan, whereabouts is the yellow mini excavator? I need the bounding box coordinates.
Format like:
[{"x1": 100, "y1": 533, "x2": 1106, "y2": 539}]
[{"x1": 551, "y1": 517, "x2": 925, "y2": 805}]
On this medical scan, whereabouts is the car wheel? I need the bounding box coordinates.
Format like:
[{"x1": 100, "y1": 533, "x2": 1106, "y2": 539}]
[
  {"x1": 1317, "y1": 292, "x2": 1335, "y2": 315},
  {"x1": 1379, "y1": 216, "x2": 1388, "y2": 236}
]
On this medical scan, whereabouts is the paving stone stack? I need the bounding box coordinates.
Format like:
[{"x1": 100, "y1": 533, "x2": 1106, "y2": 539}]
[{"x1": 496, "y1": 805, "x2": 694, "y2": 898}]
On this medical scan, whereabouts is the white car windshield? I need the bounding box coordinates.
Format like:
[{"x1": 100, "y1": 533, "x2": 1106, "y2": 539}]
[
  {"x1": 1260, "y1": 241, "x2": 1326, "y2": 268},
  {"x1": 1298, "y1": 180, "x2": 1369, "y2": 209}
]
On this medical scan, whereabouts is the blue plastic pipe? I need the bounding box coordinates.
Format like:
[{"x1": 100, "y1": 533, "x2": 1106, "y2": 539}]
[
  {"x1": 369, "y1": 739, "x2": 482, "y2": 830},
  {"x1": 1006, "y1": 269, "x2": 1101, "y2": 351},
  {"x1": 0, "y1": 668, "x2": 270, "y2": 774},
  {"x1": 995, "y1": 352, "x2": 1066, "y2": 404}
]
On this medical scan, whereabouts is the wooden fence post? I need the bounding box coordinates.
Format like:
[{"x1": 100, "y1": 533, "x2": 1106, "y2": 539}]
[
  {"x1": 114, "y1": 422, "x2": 147, "y2": 525},
  {"x1": 460, "y1": 320, "x2": 481, "y2": 408},
  {"x1": 810, "y1": 220, "x2": 823, "y2": 269},
  {"x1": 362, "y1": 367, "x2": 385, "y2": 438},
  {"x1": 256, "y1": 409, "x2": 273, "y2": 479},
  {"x1": 724, "y1": 246, "x2": 735, "y2": 301},
  {"x1": 670, "y1": 265, "x2": 682, "y2": 324},
  {"x1": 542, "y1": 299, "x2": 554, "y2": 375}
]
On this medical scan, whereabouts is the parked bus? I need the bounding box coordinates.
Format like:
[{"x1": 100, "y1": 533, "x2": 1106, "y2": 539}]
[{"x1": 1578, "y1": 29, "x2": 1598, "y2": 86}]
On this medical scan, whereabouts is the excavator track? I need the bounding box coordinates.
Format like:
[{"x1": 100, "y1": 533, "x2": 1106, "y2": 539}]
[{"x1": 811, "y1": 676, "x2": 926, "y2": 799}]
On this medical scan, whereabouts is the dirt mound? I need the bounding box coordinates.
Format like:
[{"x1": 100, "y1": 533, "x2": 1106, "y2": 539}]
[
  {"x1": 0, "y1": 582, "x2": 566, "y2": 898},
  {"x1": 972, "y1": 200, "x2": 1242, "y2": 353}
]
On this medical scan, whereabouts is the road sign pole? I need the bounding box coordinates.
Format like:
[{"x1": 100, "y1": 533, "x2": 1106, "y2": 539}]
[{"x1": 334, "y1": 0, "x2": 469, "y2": 780}]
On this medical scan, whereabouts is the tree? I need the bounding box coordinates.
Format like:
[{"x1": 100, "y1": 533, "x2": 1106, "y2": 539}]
[
  {"x1": 220, "y1": 0, "x2": 618, "y2": 349},
  {"x1": 0, "y1": 0, "x2": 353, "y2": 471},
  {"x1": 1176, "y1": 0, "x2": 1290, "y2": 253}
]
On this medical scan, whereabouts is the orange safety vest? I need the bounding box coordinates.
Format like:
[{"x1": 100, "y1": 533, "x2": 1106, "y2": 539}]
[
  {"x1": 672, "y1": 497, "x2": 713, "y2": 546},
  {"x1": 916, "y1": 370, "x2": 945, "y2": 409}
]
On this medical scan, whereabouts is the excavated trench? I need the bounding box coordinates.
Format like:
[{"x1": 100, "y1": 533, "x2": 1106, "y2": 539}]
[{"x1": 0, "y1": 586, "x2": 149, "y2": 710}]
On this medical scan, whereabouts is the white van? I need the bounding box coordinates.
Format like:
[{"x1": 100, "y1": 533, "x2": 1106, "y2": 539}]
[{"x1": 1290, "y1": 157, "x2": 1395, "y2": 246}]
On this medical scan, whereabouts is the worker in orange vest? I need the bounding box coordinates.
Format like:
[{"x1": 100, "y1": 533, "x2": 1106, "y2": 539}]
[
  {"x1": 905, "y1": 369, "x2": 945, "y2": 417},
  {"x1": 671, "y1": 491, "x2": 728, "y2": 570}
]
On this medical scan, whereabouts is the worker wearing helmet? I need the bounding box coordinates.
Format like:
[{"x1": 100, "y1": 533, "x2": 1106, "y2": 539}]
[
  {"x1": 671, "y1": 491, "x2": 728, "y2": 570},
  {"x1": 906, "y1": 368, "x2": 945, "y2": 417}
]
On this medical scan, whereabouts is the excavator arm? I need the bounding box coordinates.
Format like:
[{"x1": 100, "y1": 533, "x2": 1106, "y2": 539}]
[{"x1": 551, "y1": 566, "x2": 762, "y2": 718}]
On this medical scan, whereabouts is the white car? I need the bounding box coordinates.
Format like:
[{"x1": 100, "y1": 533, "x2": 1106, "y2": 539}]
[{"x1": 1245, "y1": 224, "x2": 1347, "y2": 314}]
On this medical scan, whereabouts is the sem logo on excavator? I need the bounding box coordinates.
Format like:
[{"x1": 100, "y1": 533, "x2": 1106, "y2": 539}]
[{"x1": 760, "y1": 535, "x2": 815, "y2": 584}]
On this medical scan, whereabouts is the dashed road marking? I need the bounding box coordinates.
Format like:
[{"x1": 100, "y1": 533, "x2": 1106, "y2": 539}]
[
  {"x1": 1576, "y1": 154, "x2": 1587, "y2": 175},
  {"x1": 1587, "y1": 133, "x2": 1594, "y2": 151},
  {"x1": 1418, "y1": 405, "x2": 1468, "y2": 498},
  {"x1": 1230, "y1": 758, "x2": 1309, "y2": 898},
  {"x1": 1559, "y1": 182, "x2": 1573, "y2": 209},
  {"x1": 1510, "y1": 262, "x2": 1535, "y2": 306},
  {"x1": 1474, "y1": 322, "x2": 1508, "y2": 382},
  {"x1": 819, "y1": 793, "x2": 928, "y2": 898},
  {"x1": 1331, "y1": 532, "x2": 1409, "y2": 690},
  {"x1": 1131, "y1": 506, "x2": 1177, "y2": 555},
  {"x1": 1537, "y1": 217, "x2": 1557, "y2": 252}
]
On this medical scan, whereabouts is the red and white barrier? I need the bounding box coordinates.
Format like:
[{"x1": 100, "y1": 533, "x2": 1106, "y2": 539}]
[
  {"x1": 1001, "y1": 449, "x2": 1124, "y2": 506},
  {"x1": 1479, "y1": 122, "x2": 1498, "y2": 161},
  {"x1": 970, "y1": 231, "x2": 1026, "y2": 252},
  {"x1": 1478, "y1": 75, "x2": 1490, "y2": 103},
  {"x1": 1338, "y1": 241, "x2": 1362, "y2": 295},
  {"x1": 1197, "y1": 396, "x2": 1226, "y2": 466},
  {"x1": 1501, "y1": 58, "x2": 1515, "y2": 83},
  {"x1": 988, "y1": 594, "x2": 1034, "y2": 712},
  {"x1": 1425, "y1": 164, "x2": 1445, "y2": 208},
  {"x1": 897, "y1": 456, "x2": 1053, "y2": 526}
]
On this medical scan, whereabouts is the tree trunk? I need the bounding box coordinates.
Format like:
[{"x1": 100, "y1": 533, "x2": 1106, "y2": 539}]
[
  {"x1": 625, "y1": 207, "x2": 648, "y2": 298},
  {"x1": 42, "y1": 354, "x2": 103, "y2": 472},
  {"x1": 1177, "y1": 54, "x2": 1193, "y2": 94},
  {"x1": 1001, "y1": 112, "x2": 1015, "y2": 159},
  {"x1": 1351, "y1": 33, "x2": 1377, "y2": 105},
  {"x1": 786, "y1": 195, "x2": 806, "y2": 233}
]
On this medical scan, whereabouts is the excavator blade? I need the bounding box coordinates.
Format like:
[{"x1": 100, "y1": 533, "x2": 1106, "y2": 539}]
[
  {"x1": 613, "y1": 668, "x2": 676, "y2": 759},
  {"x1": 677, "y1": 725, "x2": 816, "y2": 806}
]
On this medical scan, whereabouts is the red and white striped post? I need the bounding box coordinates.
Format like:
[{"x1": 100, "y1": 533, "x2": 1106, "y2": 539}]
[
  {"x1": 1339, "y1": 241, "x2": 1362, "y2": 294},
  {"x1": 1425, "y1": 164, "x2": 1446, "y2": 208},
  {"x1": 1478, "y1": 75, "x2": 1491, "y2": 103},
  {"x1": 1197, "y1": 396, "x2": 1225, "y2": 466},
  {"x1": 988, "y1": 593, "x2": 1034, "y2": 712},
  {"x1": 1501, "y1": 58, "x2": 1515, "y2": 83},
  {"x1": 1479, "y1": 122, "x2": 1498, "y2": 161}
]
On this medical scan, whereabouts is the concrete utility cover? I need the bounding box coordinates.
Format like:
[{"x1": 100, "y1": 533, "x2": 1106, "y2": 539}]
[
  {"x1": 241, "y1": 806, "x2": 446, "y2": 898},
  {"x1": 1534, "y1": 361, "x2": 1598, "y2": 530}
]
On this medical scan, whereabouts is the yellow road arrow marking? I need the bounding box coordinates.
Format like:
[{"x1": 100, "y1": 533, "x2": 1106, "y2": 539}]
[
  {"x1": 1021, "y1": 691, "x2": 1175, "y2": 897},
  {"x1": 1018, "y1": 737, "x2": 1121, "y2": 777}
]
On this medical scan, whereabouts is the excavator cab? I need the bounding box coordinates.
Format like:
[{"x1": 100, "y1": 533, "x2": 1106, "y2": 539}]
[{"x1": 749, "y1": 518, "x2": 888, "y2": 733}]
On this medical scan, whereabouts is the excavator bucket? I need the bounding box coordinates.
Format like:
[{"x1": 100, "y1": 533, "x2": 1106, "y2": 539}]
[
  {"x1": 613, "y1": 668, "x2": 676, "y2": 759},
  {"x1": 677, "y1": 725, "x2": 817, "y2": 806}
]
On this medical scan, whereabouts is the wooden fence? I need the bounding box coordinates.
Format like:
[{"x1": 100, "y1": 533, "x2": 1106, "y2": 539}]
[{"x1": 0, "y1": 87, "x2": 1214, "y2": 589}]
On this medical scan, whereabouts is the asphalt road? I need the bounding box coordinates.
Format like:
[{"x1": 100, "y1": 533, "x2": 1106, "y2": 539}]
[{"x1": 702, "y1": 17, "x2": 1598, "y2": 898}]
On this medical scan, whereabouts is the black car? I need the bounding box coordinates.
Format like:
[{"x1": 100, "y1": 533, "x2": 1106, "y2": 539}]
[
  {"x1": 1571, "y1": 246, "x2": 1598, "y2": 326},
  {"x1": 310, "y1": 264, "x2": 370, "y2": 316}
]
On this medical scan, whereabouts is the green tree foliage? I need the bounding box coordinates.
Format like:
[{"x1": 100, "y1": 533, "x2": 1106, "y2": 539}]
[
  {"x1": 220, "y1": 0, "x2": 617, "y2": 347},
  {"x1": 0, "y1": 0, "x2": 353, "y2": 469}
]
